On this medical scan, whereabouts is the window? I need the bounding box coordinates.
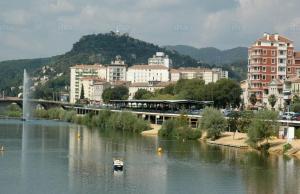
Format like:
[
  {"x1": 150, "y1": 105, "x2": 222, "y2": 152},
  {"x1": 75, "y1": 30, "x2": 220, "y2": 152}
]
[
  {"x1": 272, "y1": 51, "x2": 275, "y2": 56},
  {"x1": 279, "y1": 59, "x2": 284, "y2": 63},
  {"x1": 271, "y1": 67, "x2": 275, "y2": 72},
  {"x1": 262, "y1": 67, "x2": 266, "y2": 72},
  {"x1": 258, "y1": 41, "x2": 261, "y2": 46},
  {"x1": 288, "y1": 68, "x2": 291, "y2": 73},
  {"x1": 263, "y1": 50, "x2": 267, "y2": 55},
  {"x1": 262, "y1": 75, "x2": 266, "y2": 80},
  {"x1": 272, "y1": 75, "x2": 275, "y2": 80},
  {"x1": 272, "y1": 59, "x2": 275, "y2": 64},
  {"x1": 263, "y1": 58, "x2": 267, "y2": 64}
]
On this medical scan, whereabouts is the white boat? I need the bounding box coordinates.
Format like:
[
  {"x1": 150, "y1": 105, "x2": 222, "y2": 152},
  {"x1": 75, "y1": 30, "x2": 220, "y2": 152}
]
[{"x1": 113, "y1": 159, "x2": 124, "y2": 171}]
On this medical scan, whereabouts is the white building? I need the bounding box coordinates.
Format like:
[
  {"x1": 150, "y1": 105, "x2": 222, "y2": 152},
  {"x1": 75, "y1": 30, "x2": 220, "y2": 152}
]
[
  {"x1": 107, "y1": 56, "x2": 127, "y2": 82},
  {"x1": 128, "y1": 82, "x2": 172, "y2": 99},
  {"x1": 127, "y1": 64, "x2": 169, "y2": 83},
  {"x1": 70, "y1": 64, "x2": 107, "y2": 103},
  {"x1": 170, "y1": 67, "x2": 228, "y2": 84},
  {"x1": 148, "y1": 52, "x2": 172, "y2": 68},
  {"x1": 79, "y1": 77, "x2": 110, "y2": 103}
]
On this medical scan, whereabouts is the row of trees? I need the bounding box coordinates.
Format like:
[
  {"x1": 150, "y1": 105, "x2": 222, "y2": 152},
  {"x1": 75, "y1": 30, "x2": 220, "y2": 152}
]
[{"x1": 34, "y1": 108, "x2": 150, "y2": 133}]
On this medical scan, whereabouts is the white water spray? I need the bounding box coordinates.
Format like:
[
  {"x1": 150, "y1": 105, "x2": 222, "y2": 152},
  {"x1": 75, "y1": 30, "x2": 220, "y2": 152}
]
[{"x1": 22, "y1": 69, "x2": 30, "y2": 121}]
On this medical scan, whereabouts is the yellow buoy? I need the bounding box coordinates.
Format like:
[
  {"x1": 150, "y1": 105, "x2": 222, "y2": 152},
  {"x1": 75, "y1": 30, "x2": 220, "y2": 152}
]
[{"x1": 157, "y1": 147, "x2": 163, "y2": 153}]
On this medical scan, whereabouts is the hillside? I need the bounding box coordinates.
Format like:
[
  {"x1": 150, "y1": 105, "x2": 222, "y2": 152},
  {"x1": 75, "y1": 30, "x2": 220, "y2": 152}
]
[
  {"x1": 0, "y1": 32, "x2": 207, "y2": 97},
  {"x1": 164, "y1": 45, "x2": 248, "y2": 64},
  {"x1": 164, "y1": 45, "x2": 248, "y2": 81}
]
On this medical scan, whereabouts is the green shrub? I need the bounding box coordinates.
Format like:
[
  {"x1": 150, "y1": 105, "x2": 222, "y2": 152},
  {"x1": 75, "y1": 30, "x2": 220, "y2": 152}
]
[
  {"x1": 295, "y1": 129, "x2": 300, "y2": 139},
  {"x1": 201, "y1": 107, "x2": 227, "y2": 140},
  {"x1": 247, "y1": 110, "x2": 279, "y2": 148},
  {"x1": 159, "y1": 115, "x2": 201, "y2": 140},
  {"x1": 283, "y1": 143, "x2": 292, "y2": 153}
]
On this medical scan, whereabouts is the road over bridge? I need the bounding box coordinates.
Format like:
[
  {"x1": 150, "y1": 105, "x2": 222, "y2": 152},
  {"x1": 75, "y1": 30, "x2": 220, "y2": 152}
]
[{"x1": 0, "y1": 97, "x2": 74, "y2": 110}]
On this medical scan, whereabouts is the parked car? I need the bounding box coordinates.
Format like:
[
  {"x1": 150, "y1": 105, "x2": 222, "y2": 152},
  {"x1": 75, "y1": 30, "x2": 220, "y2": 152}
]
[
  {"x1": 291, "y1": 113, "x2": 300, "y2": 121},
  {"x1": 281, "y1": 112, "x2": 295, "y2": 120}
]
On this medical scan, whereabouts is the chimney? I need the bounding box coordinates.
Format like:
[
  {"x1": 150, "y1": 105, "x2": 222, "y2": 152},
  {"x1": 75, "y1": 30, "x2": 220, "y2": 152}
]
[
  {"x1": 274, "y1": 33, "x2": 279, "y2": 41},
  {"x1": 263, "y1": 32, "x2": 270, "y2": 40}
]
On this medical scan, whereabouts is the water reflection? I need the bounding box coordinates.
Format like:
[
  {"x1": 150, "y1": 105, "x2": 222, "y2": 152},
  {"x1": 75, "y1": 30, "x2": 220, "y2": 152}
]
[{"x1": 0, "y1": 120, "x2": 300, "y2": 193}]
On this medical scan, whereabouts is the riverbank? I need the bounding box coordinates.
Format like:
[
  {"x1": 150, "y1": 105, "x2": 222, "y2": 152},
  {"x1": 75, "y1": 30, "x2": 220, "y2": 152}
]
[
  {"x1": 141, "y1": 124, "x2": 160, "y2": 136},
  {"x1": 205, "y1": 131, "x2": 300, "y2": 159}
]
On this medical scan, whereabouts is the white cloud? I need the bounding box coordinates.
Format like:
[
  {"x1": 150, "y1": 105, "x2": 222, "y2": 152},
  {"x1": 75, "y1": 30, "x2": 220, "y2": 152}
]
[{"x1": 47, "y1": 0, "x2": 76, "y2": 13}]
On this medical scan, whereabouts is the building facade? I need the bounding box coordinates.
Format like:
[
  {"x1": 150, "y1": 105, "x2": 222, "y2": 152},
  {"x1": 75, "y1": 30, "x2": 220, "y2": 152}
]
[
  {"x1": 127, "y1": 65, "x2": 169, "y2": 83},
  {"x1": 170, "y1": 67, "x2": 228, "y2": 84},
  {"x1": 128, "y1": 82, "x2": 171, "y2": 100},
  {"x1": 148, "y1": 52, "x2": 172, "y2": 68},
  {"x1": 107, "y1": 56, "x2": 127, "y2": 82},
  {"x1": 70, "y1": 65, "x2": 107, "y2": 103},
  {"x1": 247, "y1": 33, "x2": 298, "y2": 103}
]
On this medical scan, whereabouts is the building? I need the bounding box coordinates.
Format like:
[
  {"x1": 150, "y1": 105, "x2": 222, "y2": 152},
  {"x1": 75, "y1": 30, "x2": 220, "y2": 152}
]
[
  {"x1": 247, "y1": 33, "x2": 298, "y2": 104},
  {"x1": 70, "y1": 64, "x2": 107, "y2": 103},
  {"x1": 78, "y1": 77, "x2": 110, "y2": 103},
  {"x1": 127, "y1": 64, "x2": 170, "y2": 83},
  {"x1": 170, "y1": 67, "x2": 228, "y2": 84},
  {"x1": 262, "y1": 79, "x2": 284, "y2": 110},
  {"x1": 107, "y1": 55, "x2": 127, "y2": 82},
  {"x1": 240, "y1": 80, "x2": 249, "y2": 107},
  {"x1": 148, "y1": 52, "x2": 172, "y2": 68},
  {"x1": 128, "y1": 81, "x2": 172, "y2": 99}
]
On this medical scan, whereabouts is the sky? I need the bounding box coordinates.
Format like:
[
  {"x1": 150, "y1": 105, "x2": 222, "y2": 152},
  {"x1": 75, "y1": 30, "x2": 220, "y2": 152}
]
[{"x1": 1, "y1": 0, "x2": 300, "y2": 61}]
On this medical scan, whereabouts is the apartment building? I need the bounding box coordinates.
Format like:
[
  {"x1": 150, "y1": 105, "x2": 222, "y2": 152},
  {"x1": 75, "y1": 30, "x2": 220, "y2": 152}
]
[
  {"x1": 128, "y1": 81, "x2": 172, "y2": 100},
  {"x1": 170, "y1": 67, "x2": 228, "y2": 84},
  {"x1": 247, "y1": 33, "x2": 298, "y2": 103},
  {"x1": 148, "y1": 52, "x2": 172, "y2": 68},
  {"x1": 70, "y1": 64, "x2": 107, "y2": 103},
  {"x1": 126, "y1": 64, "x2": 169, "y2": 83},
  {"x1": 107, "y1": 55, "x2": 127, "y2": 82},
  {"x1": 78, "y1": 77, "x2": 110, "y2": 103}
]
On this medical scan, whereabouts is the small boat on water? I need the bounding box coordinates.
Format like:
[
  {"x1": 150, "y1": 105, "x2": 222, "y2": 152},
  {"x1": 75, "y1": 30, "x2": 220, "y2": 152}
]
[
  {"x1": 0, "y1": 146, "x2": 4, "y2": 151},
  {"x1": 113, "y1": 159, "x2": 124, "y2": 171}
]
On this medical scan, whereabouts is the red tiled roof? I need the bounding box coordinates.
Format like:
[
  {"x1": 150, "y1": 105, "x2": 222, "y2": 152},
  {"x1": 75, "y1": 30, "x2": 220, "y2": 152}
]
[{"x1": 256, "y1": 34, "x2": 293, "y2": 44}]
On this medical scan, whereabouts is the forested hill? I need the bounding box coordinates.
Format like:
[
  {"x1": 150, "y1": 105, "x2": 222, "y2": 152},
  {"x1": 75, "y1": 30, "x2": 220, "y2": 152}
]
[
  {"x1": 164, "y1": 45, "x2": 248, "y2": 65},
  {"x1": 51, "y1": 32, "x2": 204, "y2": 74},
  {"x1": 0, "y1": 32, "x2": 206, "y2": 96}
]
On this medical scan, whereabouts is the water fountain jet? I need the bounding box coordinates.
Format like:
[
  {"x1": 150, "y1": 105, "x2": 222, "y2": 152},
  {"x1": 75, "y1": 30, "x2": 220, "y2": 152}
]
[{"x1": 22, "y1": 69, "x2": 30, "y2": 121}]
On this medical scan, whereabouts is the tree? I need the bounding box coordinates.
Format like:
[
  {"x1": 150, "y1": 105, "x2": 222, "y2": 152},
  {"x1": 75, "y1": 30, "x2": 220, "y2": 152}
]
[
  {"x1": 249, "y1": 93, "x2": 257, "y2": 106},
  {"x1": 291, "y1": 103, "x2": 300, "y2": 112},
  {"x1": 211, "y1": 79, "x2": 241, "y2": 108},
  {"x1": 201, "y1": 107, "x2": 227, "y2": 140},
  {"x1": 134, "y1": 89, "x2": 153, "y2": 99},
  {"x1": 102, "y1": 86, "x2": 129, "y2": 103},
  {"x1": 247, "y1": 110, "x2": 279, "y2": 148},
  {"x1": 268, "y1": 94, "x2": 277, "y2": 109},
  {"x1": 80, "y1": 84, "x2": 85, "y2": 99}
]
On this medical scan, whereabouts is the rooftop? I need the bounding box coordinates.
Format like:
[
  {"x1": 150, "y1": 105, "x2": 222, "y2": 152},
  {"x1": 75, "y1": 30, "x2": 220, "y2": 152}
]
[{"x1": 129, "y1": 64, "x2": 169, "y2": 70}]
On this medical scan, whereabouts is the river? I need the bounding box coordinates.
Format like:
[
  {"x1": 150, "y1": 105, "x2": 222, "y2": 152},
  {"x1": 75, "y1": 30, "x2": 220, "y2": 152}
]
[{"x1": 0, "y1": 119, "x2": 299, "y2": 194}]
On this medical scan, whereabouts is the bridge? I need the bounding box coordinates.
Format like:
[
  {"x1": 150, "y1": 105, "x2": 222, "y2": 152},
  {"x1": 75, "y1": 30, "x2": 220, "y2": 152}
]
[{"x1": 0, "y1": 97, "x2": 74, "y2": 110}]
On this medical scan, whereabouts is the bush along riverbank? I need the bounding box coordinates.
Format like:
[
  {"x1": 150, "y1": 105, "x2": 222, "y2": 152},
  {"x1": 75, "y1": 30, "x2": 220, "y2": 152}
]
[
  {"x1": 158, "y1": 114, "x2": 201, "y2": 140},
  {"x1": 33, "y1": 108, "x2": 151, "y2": 133}
]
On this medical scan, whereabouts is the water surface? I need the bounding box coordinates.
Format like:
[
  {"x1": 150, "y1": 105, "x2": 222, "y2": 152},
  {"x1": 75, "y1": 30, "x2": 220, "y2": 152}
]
[{"x1": 0, "y1": 120, "x2": 299, "y2": 194}]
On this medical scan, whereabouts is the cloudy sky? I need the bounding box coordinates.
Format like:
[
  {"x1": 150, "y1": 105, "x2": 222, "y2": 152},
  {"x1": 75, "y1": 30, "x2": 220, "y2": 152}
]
[{"x1": 1, "y1": 0, "x2": 300, "y2": 61}]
